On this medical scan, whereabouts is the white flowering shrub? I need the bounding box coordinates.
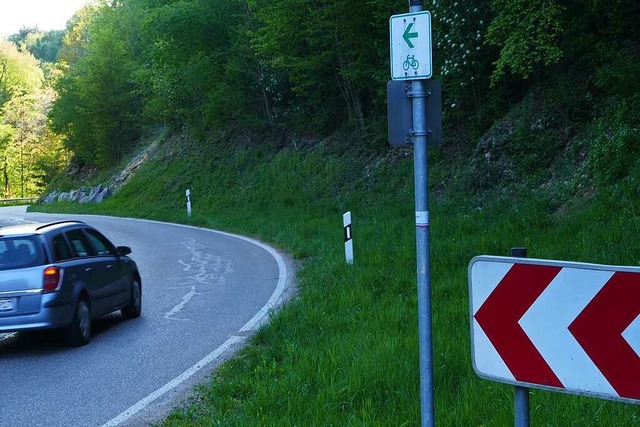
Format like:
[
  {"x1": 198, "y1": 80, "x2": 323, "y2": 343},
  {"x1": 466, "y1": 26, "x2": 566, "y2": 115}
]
[{"x1": 429, "y1": 0, "x2": 496, "y2": 134}]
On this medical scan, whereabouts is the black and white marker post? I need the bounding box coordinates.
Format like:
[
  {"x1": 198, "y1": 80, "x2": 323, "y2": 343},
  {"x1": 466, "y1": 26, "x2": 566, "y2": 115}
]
[
  {"x1": 186, "y1": 189, "x2": 192, "y2": 217},
  {"x1": 343, "y1": 211, "x2": 354, "y2": 265}
]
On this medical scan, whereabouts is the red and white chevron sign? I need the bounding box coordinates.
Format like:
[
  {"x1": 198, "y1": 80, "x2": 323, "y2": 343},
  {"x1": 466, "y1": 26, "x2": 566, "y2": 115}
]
[{"x1": 469, "y1": 256, "x2": 640, "y2": 403}]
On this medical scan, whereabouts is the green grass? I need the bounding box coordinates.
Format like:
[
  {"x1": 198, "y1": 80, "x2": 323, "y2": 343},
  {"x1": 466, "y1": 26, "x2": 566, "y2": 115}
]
[{"x1": 32, "y1": 134, "x2": 640, "y2": 426}]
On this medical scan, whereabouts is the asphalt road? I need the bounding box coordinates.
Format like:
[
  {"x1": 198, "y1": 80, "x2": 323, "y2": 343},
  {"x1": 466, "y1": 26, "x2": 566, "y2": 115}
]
[{"x1": 0, "y1": 206, "x2": 295, "y2": 427}]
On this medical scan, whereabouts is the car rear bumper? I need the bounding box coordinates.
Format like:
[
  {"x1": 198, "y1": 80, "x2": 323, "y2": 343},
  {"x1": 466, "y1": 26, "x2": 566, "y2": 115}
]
[{"x1": 0, "y1": 304, "x2": 73, "y2": 332}]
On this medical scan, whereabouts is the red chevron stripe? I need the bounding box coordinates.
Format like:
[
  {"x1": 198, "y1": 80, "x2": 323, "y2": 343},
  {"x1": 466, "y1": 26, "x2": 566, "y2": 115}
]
[
  {"x1": 474, "y1": 263, "x2": 564, "y2": 387},
  {"x1": 569, "y1": 271, "x2": 640, "y2": 400}
]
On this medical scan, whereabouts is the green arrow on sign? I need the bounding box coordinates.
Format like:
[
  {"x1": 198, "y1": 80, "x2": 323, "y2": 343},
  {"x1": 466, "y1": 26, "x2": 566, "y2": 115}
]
[{"x1": 403, "y1": 22, "x2": 418, "y2": 48}]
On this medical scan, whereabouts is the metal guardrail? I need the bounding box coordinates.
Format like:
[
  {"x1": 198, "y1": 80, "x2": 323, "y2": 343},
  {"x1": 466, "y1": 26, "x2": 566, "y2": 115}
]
[{"x1": 0, "y1": 197, "x2": 38, "y2": 204}]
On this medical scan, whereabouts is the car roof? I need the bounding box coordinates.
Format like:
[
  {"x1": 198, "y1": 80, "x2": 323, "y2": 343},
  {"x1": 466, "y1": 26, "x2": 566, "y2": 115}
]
[{"x1": 0, "y1": 220, "x2": 87, "y2": 237}]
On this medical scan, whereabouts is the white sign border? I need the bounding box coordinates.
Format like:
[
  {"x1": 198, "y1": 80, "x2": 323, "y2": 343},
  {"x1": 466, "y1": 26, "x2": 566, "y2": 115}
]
[{"x1": 389, "y1": 11, "x2": 433, "y2": 81}]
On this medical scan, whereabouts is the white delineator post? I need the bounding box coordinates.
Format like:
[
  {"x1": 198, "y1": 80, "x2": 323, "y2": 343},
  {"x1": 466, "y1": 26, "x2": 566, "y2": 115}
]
[
  {"x1": 343, "y1": 211, "x2": 354, "y2": 265},
  {"x1": 186, "y1": 189, "x2": 192, "y2": 216}
]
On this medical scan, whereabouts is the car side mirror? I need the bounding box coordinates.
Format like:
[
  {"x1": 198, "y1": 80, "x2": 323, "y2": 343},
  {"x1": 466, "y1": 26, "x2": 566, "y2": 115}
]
[{"x1": 116, "y1": 246, "x2": 132, "y2": 256}]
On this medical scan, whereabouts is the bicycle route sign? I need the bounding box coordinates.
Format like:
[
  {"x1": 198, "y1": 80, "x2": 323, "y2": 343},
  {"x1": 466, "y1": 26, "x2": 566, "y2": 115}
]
[{"x1": 389, "y1": 11, "x2": 432, "y2": 81}]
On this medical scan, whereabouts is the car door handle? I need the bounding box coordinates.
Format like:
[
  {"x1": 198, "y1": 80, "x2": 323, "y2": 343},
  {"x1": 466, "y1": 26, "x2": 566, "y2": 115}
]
[
  {"x1": 85, "y1": 267, "x2": 93, "y2": 272},
  {"x1": 106, "y1": 265, "x2": 113, "y2": 269}
]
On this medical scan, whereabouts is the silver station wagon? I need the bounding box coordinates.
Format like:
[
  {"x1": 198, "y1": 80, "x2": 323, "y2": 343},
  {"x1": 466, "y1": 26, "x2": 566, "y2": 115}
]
[{"x1": 0, "y1": 220, "x2": 141, "y2": 346}]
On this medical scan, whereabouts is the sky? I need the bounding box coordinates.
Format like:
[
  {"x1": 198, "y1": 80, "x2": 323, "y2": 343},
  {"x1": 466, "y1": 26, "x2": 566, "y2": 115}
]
[{"x1": 0, "y1": 0, "x2": 93, "y2": 37}]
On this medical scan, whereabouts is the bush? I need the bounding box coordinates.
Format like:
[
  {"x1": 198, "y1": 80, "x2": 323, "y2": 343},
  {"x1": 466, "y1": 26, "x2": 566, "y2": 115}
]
[{"x1": 588, "y1": 122, "x2": 640, "y2": 184}]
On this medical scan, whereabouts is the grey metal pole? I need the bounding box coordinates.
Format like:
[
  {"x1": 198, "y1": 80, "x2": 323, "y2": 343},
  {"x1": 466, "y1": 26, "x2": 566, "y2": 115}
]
[
  {"x1": 511, "y1": 247, "x2": 530, "y2": 427},
  {"x1": 409, "y1": 1, "x2": 434, "y2": 426}
]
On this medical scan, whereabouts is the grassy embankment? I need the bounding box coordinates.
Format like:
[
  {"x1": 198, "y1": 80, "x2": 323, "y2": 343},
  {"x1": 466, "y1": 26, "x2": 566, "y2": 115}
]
[{"x1": 32, "y1": 127, "x2": 640, "y2": 425}]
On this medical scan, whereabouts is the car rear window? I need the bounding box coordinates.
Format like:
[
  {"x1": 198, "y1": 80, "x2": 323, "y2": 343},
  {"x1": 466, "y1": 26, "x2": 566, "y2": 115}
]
[{"x1": 0, "y1": 236, "x2": 45, "y2": 270}]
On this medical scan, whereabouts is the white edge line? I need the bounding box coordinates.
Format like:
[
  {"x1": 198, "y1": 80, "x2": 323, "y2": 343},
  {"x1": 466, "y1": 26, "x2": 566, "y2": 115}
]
[
  {"x1": 100, "y1": 335, "x2": 244, "y2": 427},
  {"x1": 59, "y1": 215, "x2": 292, "y2": 427}
]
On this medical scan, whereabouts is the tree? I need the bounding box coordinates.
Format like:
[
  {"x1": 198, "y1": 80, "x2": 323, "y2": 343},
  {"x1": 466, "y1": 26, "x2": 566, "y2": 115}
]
[
  {"x1": 486, "y1": 0, "x2": 564, "y2": 83},
  {"x1": 0, "y1": 40, "x2": 43, "y2": 107},
  {"x1": 0, "y1": 41, "x2": 61, "y2": 197},
  {"x1": 9, "y1": 28, "x2": 64, "y2": 63},
  {"x1": 57, "y1": 2, "x2": 101, "y2": 66},
  {"x1": 50, "y1": 1, "x2": 144, "y2": 168}
]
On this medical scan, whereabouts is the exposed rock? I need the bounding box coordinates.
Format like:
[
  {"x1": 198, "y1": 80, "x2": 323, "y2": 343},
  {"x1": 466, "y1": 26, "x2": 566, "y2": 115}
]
[
  {"x1": 40, "y1": 185, "x2": 113, "y2": 205},
  {"x1": 39, "y1": 130, "x2": 164, "y2": 205},
  {"x1": 94, "y1": 187, "x2": 111, "y2": 203},
  {"x1": 110, "y1": 137, "x2": 160, "y2": 191},
  {"x1": 41, "y1": 190, "x2": 60, "y2": 204}
]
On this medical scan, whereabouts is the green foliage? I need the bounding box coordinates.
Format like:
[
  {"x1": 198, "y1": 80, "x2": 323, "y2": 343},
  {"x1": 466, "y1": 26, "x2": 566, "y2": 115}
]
[
  {"x1": 138, "y1": 0, "x2": 275, "y2": 131},
  {"x1": 57, "y1": 2, "x2": 101, "y2": 65},
  {"x1": 588, "y1": 121, "x2": 640, "y2": 184},
  {"x1": 37, "y1": 0, "x2": 640, "y2": 167},
  {"x1": 0, "y1": 40, "x2": 43, "y2": 106},
  {"x1": 0, "y1": 40, "x2": 63, "y2": 197},
  {"x1": 50, "y1": 2, "x2": 144, "y2": 169},
  {"x1": 486, "y1": 0, "x2": 564, "y2": 83},
  {"x1": 585, "y1": 46, "x2": 640, "y2": 185},
  {"x1": 253, "y1": 0, "x2": 400, "y2": 133},
  {"x1": 1, "y1": 0, "x2": 636, "y2": 201},
  {"x1": 9, "y1": 28, "x2": 64, "y2": 63},
  {"x1": 431, "y1": 1, "x2": 497, "y2": 132}
]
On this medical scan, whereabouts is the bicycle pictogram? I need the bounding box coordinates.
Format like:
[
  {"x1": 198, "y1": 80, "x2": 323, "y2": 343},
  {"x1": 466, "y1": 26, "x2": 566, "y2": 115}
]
[{"x1": 402, "y1": 54, "x2": 419, "y2": 71}]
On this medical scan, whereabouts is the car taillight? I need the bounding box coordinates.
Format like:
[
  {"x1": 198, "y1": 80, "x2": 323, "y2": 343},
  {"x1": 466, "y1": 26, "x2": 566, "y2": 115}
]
[{"x1": 43, "y1": 266, "x2": 62, "y2": 293}]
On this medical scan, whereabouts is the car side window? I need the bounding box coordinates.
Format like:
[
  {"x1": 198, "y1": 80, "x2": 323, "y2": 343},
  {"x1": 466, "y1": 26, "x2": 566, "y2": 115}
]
[
  {"x1": 65, "y1": 229, "x2": 92, "y2": 258},
  {"x1": 52, "y1": 233, "x2": 73, "y2": 261},
  {"x1": 84, "y1": 228, "x2": 116, "y2": 256}
]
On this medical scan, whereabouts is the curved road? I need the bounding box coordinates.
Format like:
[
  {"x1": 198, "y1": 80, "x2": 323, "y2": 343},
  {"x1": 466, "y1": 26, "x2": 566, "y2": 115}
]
[{"x1": 0, "y1": 206, "x2": 294, "y2": 427}]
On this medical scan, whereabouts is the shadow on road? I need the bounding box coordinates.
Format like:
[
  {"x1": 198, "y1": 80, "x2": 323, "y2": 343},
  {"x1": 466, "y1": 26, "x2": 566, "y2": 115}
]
[{"x1": 0, "y1": 313, "x2": 132, "y2": 356}]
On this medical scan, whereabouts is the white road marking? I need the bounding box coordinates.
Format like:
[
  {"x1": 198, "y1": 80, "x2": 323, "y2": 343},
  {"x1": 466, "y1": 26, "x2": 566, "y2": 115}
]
[
  {"x1": 164, "y1": 286, "x2": 200, "y2": 321},
  {"x1": 92, "y1": 216, "x2": 291, "y2": 427},
  {"x1": 99, "y1": 335, "x2": 245, "y2": 427},
  {"x1": 164, "y1": 238, "x2": 233, "y2": 321}
]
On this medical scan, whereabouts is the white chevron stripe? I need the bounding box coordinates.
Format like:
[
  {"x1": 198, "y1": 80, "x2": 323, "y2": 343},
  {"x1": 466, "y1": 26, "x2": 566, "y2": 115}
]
[
  {"x1": 622, "y1": 314, "x2": 640, "y2": 358},
  {"x1": 470, "y1": 259, "x2": 513, "y2": 380},
  {"x1": 470, "y1": 260, "x2": 512, "y2": 313},
  {"x1": 472, "y1": 320, "x2": 515, "y2": 381},
  {"x1": 519, "y1": 267, "x2": 617, "y2": 395}
]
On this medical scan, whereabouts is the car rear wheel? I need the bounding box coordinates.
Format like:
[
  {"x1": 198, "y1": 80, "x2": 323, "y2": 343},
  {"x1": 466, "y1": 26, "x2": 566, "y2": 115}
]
[
  {"x1": 121, "y1": 278, "x2": 141, "y2": 319},
  {"x1": 65, "y1": 298, "x2": 91, "y2": 346}
]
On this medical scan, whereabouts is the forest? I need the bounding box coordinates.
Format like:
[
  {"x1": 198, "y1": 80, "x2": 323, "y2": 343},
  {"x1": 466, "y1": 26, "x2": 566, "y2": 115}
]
[{"x1": 0, "y1": 0, "x2": 638, "y2": 196}]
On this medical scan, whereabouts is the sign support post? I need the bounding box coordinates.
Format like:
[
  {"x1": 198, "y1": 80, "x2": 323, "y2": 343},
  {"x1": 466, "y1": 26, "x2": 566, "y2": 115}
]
[
  {"x1": 390, "y1": 1, "x2": 435, "y2": 424},
  {"x1": 511, "y1": 247, "x2": 530, "y2": 427},
  {"x1": 408, "y1": 1, "x2": 433, "y2": 426}
]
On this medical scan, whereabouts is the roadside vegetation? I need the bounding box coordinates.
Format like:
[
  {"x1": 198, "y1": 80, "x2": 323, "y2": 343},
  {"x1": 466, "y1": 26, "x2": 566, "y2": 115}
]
[
  {"x1": 5, "y1": 0, "x2": 640, "y2": 424},
  {"x1": 34, "y1": 124, "x2": 640, "y2": 425}
]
